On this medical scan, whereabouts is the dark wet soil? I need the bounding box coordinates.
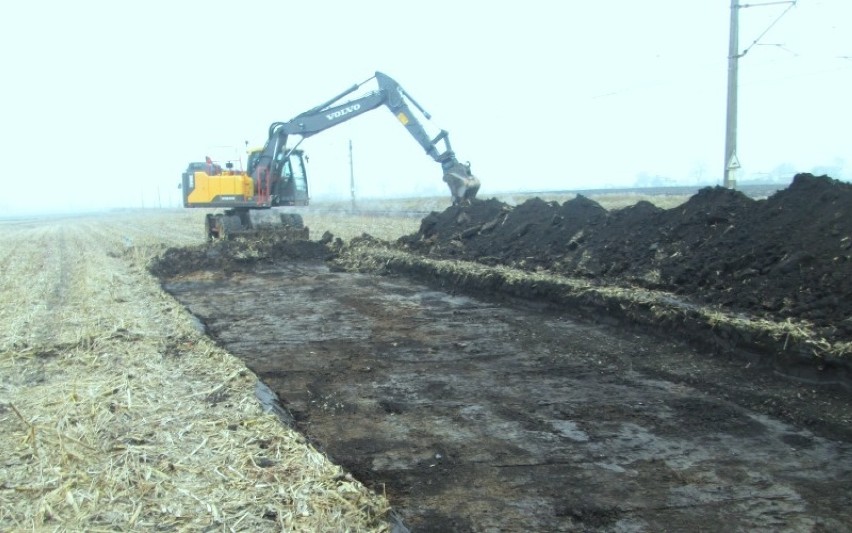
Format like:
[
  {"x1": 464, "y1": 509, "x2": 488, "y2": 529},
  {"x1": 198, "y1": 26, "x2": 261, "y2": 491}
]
[
  {"x1": 161, "y1": 262, "x2": 852, "y2": 532},
  {"x1": 152, "y1": 174, "x2": 852, "y2": 531}
]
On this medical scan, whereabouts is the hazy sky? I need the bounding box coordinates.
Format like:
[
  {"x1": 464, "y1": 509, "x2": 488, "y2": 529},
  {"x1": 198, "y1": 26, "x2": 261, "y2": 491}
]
[{"x1": 1, "y1": 1, "x2": 850, "y2": 213}]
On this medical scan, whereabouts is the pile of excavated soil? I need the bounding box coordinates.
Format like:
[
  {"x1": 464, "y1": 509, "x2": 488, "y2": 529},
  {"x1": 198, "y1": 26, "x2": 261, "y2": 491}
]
[
  {"x1": 399, "y1": 174, "x2": 852, "y2": 342},
  {"x1": 150, "y1": 230, "x2": 332, "y2": 278}
]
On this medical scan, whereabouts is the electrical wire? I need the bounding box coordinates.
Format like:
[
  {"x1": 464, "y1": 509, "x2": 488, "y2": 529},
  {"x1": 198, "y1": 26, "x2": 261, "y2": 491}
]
[{"x1": 739, "y1": 1, "x2": 798, "y2": 58}]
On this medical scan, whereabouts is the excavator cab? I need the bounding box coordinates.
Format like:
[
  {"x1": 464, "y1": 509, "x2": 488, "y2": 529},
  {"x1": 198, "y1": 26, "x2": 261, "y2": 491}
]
[
  {"x1": 273, "y1": 150, "x2": 309, "y2": 206},
  {"x1": 245, "y1": 148, "x2": 310, "y2": 207}
]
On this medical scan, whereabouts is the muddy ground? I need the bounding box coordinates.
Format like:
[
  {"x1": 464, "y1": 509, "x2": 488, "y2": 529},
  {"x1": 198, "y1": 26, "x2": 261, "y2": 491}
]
[
  {"x1": 152, "y1": 175, "x2": 852, "y2": 531},
  {"x1": 160, "y1": 261, "x2": 850, "y2": 532}
]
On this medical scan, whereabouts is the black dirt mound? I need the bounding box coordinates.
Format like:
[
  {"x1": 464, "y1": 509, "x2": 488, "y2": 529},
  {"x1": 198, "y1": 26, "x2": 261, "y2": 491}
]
[
  {"x1": 399, "y1": 174, "x2": 852, "y2": 341},
  {"x1": 150, "y1": 231, "x2": 332, "y2": 278}
]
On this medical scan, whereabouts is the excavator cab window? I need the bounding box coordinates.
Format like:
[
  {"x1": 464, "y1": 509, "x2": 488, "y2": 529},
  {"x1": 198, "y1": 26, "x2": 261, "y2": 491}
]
[
  {"x1": 289, "y1": 156, "x2": 305, "y2": 179},
  {"x1": 277, "y1": 151, "x2": 306, "y2": 180},
  {"x1": 289, "y1": 153, "x2": 308, "y2": 193}
]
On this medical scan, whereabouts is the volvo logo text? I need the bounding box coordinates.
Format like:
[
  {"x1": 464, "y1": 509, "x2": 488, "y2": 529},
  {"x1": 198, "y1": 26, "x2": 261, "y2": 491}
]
[{"x1": 327, "y1": 104, "x2": 360, "y2": 120}]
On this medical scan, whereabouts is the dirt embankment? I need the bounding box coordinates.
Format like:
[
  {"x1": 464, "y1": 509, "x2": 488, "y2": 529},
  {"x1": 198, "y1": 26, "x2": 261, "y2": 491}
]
[
  {"x1": 399, "y1": 173, "x2": 852, "y2": 343},
  {"x1": 150, "y1": 231, "x2": 335, "y2": 278}
]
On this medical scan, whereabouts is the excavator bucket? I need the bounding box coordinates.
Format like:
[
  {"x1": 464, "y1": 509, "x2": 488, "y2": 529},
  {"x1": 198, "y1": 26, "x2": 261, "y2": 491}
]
[{"x1": 443, "y1": 162, "x2": 480, "y2": 205}]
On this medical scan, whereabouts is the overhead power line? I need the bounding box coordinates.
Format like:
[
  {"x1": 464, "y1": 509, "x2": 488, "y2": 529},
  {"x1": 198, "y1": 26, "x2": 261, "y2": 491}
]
[
  {"x1": 723, "y1": 0, "x2": 797, "y2": 189},
  {"x1": 738, "y1": 1, "x2": 798, "y2": 58}
]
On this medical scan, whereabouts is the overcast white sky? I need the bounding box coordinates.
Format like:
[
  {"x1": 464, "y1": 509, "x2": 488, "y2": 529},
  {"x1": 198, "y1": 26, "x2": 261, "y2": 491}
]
[{"x1": 1, "y1": 1, "x2": 850, "y2": 214}]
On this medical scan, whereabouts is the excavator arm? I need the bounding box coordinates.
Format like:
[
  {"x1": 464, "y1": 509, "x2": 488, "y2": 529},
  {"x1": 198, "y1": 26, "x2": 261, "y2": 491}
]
[{"x1": 254, "y1": 71, "x2": 480, "y2": 205}]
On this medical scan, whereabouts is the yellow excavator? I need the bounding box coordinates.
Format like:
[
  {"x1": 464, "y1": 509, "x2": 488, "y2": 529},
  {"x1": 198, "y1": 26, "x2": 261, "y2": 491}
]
[{"x1": 181, "y1": 71, "x2": 481, "y2": 239}]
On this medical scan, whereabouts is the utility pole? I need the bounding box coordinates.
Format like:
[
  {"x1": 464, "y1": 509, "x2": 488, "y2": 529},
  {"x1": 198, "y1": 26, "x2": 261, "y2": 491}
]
[
  {"x1": 349, "y1": 140, "x2": 356, "y2": 211},
  {"x1": 723, "y1": 0, "x2": 741, "y2": 189},
  {"x1": 723, "y1": 0, "x2": 796, "y2": 189}
]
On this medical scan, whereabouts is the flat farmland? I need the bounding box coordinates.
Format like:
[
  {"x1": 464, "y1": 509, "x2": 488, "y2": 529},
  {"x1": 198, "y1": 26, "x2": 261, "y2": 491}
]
[{"x1": 3, "y1": 179, "x2": 851, "y2": 532}]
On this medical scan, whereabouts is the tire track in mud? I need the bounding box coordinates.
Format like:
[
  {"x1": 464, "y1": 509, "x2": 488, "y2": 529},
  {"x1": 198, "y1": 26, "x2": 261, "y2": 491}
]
[{"x1": 163, "y1": 261, "x2": 852, "y2": 532}]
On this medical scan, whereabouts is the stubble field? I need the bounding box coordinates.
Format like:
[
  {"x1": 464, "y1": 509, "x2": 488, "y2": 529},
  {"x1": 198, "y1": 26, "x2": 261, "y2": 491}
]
[{"x1": 0, "y1": 210, "x2": 393, "y2": 532}]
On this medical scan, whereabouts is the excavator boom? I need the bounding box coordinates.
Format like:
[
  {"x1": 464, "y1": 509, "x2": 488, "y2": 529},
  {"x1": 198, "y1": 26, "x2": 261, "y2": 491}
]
[{"x1": 256, "y1": 71, "x2": 480, "y2": 205}]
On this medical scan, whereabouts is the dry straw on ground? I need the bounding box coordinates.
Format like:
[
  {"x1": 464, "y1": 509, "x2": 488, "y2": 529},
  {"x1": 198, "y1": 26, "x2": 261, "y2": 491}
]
[{"x1": 0, "y1": 211, "x2": 390, "y2": 532}]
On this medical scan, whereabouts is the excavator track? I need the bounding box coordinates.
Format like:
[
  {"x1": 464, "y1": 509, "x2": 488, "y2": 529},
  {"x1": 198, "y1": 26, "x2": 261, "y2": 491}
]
[{"x1": 205, "y1": 209, "x2": 309, "y2": 240}]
